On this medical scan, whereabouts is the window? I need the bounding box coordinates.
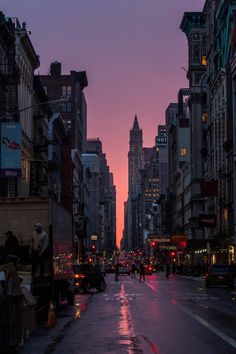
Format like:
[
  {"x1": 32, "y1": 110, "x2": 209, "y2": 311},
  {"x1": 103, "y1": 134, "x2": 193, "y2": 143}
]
[
  {"x1": 62, "y1": 102, "x2": 72, "y2": 112},
  {"x1": 201, "y1": 112, "x2": 208, "y2": 123},
  {"x1": 180, "y1": 147, "x2": 187, "y2": 157},
  {"x1": 202, "y1": 55, "x2": 207, "y2": 65},
  {"x1": 194, "y1": 72, "x2": 203, "y2": 84},
  {"x1": 192, "y1": 45, "x2": 200, "y2": 64},
  {"x1": 62, "y1": 85, "x2": 72, "y2": 98}
]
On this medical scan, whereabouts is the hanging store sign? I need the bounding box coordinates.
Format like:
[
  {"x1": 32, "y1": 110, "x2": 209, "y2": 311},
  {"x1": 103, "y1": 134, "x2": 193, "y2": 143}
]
[
  {"x1": 172, "y1": 235, "x2": 187, "y2": 242},
  {"x1": 159, "y1": 245, "x2": 177, "y2": 250},
  {"x1": 172, "y1": 235, "x2": 187, "y2": 249},
  {"x1": 148, "y1": 237, "x2": 170, "y2": 243},
  {"x1": 0, "y1": 122, "x2": 22, "y2": 177},
  {"x1": 199, "y1": 214, "x2": 217, "y2": 228}
]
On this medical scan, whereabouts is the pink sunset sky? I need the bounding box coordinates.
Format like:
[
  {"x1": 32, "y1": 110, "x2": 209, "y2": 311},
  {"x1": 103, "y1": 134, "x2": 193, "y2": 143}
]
[{"x1": 1, "y1": 0, "x2": 205, "y2": 246}]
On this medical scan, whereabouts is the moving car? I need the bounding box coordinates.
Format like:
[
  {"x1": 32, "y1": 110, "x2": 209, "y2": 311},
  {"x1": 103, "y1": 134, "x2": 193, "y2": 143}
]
[
  {"x1": 144, "y1": 264, "x2": 153, "y2": 275},
  {"x1": 205, "y1": 264, "x2": 235, "y2": 288},
  {"x1": 117, "y1": 262, "x2": 130, "y2": 275},
  {"x1": 73, "y1": 264, "x2": 106, "y2": 293},
  {"x1": 104, "y1": 263, "x2": 115, "y2": 273}
]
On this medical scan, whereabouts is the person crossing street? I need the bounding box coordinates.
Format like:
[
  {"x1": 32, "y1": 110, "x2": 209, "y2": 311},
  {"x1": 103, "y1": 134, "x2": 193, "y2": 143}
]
[
  {"x1": 139, "y1": 261, "x2": 145, "y2": 282},
  {"x1": 131, "y1": 262, "x2": 136, "y2": 278}
]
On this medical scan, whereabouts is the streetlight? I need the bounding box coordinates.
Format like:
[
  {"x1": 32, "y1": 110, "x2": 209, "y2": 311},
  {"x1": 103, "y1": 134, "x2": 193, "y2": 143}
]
[
  {"x1": 0, "y1": 98, "x2": 67, "y2": 180},
  {"x1": 0, "y1": 98, "x2": 67, "y2": 121}
]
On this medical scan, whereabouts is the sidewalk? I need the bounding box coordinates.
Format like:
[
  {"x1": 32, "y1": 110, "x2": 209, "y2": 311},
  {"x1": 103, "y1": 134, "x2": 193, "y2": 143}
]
[{"x1": 19, "y1": 294, "x2": 91, "y2": 354}]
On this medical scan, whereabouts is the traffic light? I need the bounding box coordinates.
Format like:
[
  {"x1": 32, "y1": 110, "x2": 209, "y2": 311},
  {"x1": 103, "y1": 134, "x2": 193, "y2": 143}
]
[
  {"x1": 91, "y1": 244, "x2": 96, "y2": 254},
  {"x1": 151, "y1": 241, "x2": 157, "y2": 247}
]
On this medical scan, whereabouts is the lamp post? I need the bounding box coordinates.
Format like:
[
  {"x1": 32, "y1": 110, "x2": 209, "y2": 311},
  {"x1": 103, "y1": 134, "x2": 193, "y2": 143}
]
[{"x1": 0, "y1": 98, "x2": 66, "y2": 121}]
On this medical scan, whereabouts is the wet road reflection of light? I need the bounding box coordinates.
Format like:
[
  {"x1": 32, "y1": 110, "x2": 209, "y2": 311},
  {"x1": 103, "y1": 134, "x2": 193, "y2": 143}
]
[
  {"x1": 74, "y1": 298, "x2": 87, "y2": 319},
  {"x1": 118, "y1": 282, "x2": 135, "y2": 353}
]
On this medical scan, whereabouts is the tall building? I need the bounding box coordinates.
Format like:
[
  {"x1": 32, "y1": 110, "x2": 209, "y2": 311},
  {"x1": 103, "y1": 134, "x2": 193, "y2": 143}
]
[
  {"x1": 83, "y1": 138, "x2": 116, "y2": 256},
  {"x1": 180, "y1": 11, "x2": 208, "y2": 250},
  {"x1": 128, "y1": 115, "x2": 143, "y2": 194},
  {"x1": 165, "y1": 103, "x2": 178, "y2": 197},
  {"x1": 39, "y1": 62, "x2": 88, "y2": 232},
  {"x1": 203, "y1": 1, "x2": 235, "y2": 263},
  {"x1": 121, "y1": 200, "x2": 128, "y2": 250},
  {"x1": 0, "y1": 15, "x2": 40, "y2": 198},
  {"x1": 179, "y1": 1, "x2": 236, "y2": 266},
  {"x1": 125, "y1": 115, "x2": 144, "y2": 250},
  {"x1": 156, "y1": 125, "x2": 168, "y2": 197},
  {"x1": 140, "y1": 146, "x2": 159, "y2": 242},
  {"x1": 81, "y1": 152, "x2": 100, "y2": 251}
]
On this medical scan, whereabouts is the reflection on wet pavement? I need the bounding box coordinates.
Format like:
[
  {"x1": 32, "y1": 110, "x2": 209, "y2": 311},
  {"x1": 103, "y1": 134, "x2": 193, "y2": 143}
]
[
  {"x1": 118, "y1": 282, "x2": 134, "y2": 353},
  {"x1": 74, "y1": 296, "x2": 87, "y2": 319}
]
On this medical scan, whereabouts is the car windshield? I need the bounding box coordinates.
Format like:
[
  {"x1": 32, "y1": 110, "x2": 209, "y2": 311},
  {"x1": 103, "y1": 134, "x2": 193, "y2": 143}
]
[{"x1": 210, "y1": 265, "x2": 230, "y2": 273}]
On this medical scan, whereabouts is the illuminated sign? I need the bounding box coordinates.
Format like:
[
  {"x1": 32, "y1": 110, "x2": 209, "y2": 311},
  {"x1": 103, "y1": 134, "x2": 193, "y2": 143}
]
[
  {"x1": 156, "y1": 135, "x2": 167, "y2": 147},
  {"x1": 159, "y1": 245, "x2": 177, "y2": 250},
  {"x1": 148, "y1": 237, "x2": 170, "y2": 243},
  {"x1": 199, "y1": 214, "x2": 217, "y2": 228}
]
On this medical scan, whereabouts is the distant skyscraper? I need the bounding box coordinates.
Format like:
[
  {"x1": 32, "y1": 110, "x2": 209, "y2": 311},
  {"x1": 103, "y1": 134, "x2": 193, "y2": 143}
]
[
  {"x1": 128, "y1": 115, "x2": 143, "y2": 195},
  {"x1": 82, "y1": 138, "x2": 116, "y2": 255},
  {"x1": 124, "y1": 115, "x2": 144, "y2": 250}
]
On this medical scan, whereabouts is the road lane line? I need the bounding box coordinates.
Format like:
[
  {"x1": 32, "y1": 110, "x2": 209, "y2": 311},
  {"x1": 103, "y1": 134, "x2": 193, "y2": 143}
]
[
  {"x1": 145, "y1": 281, "x2": 236, "y2": 349},
  {"x1": 179, "y1": 305, "x2": 236, "y2": 350},
  {"x1": 145, "y1": 283, "x2": 157, "y2": 292}
]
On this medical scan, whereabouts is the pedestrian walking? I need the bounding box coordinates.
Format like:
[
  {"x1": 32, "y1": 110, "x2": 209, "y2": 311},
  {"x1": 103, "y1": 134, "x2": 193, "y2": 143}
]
[
  {"x1": 165, "y1": 263, "x2": 170, "y2": 279},
  {"x1": 139, "y1": 261, "x2": 145, "y2": 281},
  {"x1": 131, "y1": 262, "x2": 136, "y2": 278},
  {"x1": 172, "y1": 263, "x2": 176, "y2": 275},
  {"x1": 115, "y1": 263, "x2": 119, "y2": 281}
]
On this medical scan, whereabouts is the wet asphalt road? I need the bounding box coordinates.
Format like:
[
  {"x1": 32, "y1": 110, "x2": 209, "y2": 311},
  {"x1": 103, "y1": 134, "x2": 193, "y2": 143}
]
[{"x1": 54, "y1": 273, "x2": 236, "y2": 354}]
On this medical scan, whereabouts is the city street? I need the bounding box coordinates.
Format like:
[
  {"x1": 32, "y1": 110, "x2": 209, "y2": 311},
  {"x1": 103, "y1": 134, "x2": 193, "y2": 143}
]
[
  {"x1": 1, "y1": 1, "x2": 236, "y2": 353},
  {"x1": 22, "y1": 273, "x2": 236, "y2": 354}
]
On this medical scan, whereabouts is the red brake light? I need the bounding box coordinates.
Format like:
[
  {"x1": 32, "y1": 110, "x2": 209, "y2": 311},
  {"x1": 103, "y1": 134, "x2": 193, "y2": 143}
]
[{"x1": 75, "y1": 274, "x2": 85, "y2": 279}]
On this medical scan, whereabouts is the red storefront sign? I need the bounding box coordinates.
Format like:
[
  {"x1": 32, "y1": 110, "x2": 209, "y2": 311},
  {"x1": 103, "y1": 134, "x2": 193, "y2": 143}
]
[
  {"x1": 199, "y1": 214, "x2": 217, "y2": 228},
  {"x1": 200, "y1": 180, "x2": 218, "y2": 197}
]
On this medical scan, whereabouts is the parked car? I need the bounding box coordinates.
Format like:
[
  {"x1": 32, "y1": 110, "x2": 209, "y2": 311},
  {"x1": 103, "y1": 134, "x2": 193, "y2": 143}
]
[
  {"x1": 205, "y1": 264, "x2": 235, "y2": 288},
  {"x1": 73, "y1": 264, "x2": 106, "y2": 293}
]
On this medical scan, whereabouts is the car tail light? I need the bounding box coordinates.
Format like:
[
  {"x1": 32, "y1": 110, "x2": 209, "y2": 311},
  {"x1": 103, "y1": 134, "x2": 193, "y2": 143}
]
[{"x1": 74, "y1": 274, "x2": 85, "y2": 279}]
